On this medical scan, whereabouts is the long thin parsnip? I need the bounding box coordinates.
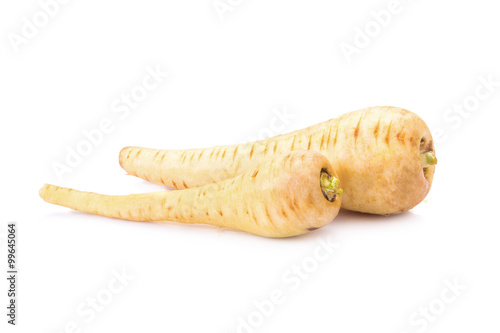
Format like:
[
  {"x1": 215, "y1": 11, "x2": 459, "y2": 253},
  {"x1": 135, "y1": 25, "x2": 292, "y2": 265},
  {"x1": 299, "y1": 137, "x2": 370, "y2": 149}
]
[
  {"x1": 119, "y1": 106, "x2": 436, "y2": 215},
  {"x1": 40, "y1": 151, "x2": 342, "y2": 238}
]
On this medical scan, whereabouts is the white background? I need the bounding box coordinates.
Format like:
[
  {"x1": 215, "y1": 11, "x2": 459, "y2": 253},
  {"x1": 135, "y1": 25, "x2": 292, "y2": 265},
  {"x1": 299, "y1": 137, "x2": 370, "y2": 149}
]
[{"x1": 1, "y1": 0, "x2": 499, "y2": 332}]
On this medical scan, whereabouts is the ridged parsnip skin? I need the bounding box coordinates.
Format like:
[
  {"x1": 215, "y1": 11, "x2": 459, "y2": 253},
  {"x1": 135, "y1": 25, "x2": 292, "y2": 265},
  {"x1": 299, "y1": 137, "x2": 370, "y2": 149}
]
[
  {"x1": 120, "y1": 106, "x2": 436, "y2": 215},
  {"x1": 40, "y1": 151, "x2": 341, "y2": 238}
]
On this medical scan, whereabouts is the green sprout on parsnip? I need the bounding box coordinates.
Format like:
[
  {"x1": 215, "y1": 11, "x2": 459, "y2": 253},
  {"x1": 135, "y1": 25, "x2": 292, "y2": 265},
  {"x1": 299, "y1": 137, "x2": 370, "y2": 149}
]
[
  {"x1": 320, "y1": 172, "x2": 343, "y2": 202},
  {"x1": 421, "y1": 151, "x2": 437, "y2": 168}
]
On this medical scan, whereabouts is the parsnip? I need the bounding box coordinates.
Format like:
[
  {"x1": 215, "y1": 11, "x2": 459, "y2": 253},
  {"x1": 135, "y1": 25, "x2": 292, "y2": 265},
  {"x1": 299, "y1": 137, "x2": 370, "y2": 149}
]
[
  {"x1": 40, "y1": 151, "x2": 342, "y2": 238},
  {"x1": 119, "y1": 106, "x2": 436, "y2": 215}
]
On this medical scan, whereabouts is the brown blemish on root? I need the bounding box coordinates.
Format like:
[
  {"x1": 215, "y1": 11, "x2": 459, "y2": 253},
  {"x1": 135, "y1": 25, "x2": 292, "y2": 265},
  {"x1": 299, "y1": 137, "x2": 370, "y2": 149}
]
[
  {"x1": 385, "y1": 120, "x2": 392, "y2": 146},
  {"x1": 182, "y1": 180, "x2": 188, "y2": 188},
  {"x1": 307, "y1": 135, "x2": 312, "y2": 150},
  {"x1": 320, "y1": 132, "x2": 326, "y2": 148},
  {"x1": 283, "y1": 154, "x2": 291, "y2": 165},
  {"x1": 334, "y1": 125, "x2": 339, "y2": 145},
  {"x1": 264, "y1": 207, "x2": 272, "y2": 225},
  {"x1": 396, "y1": 130, "x2": 405, "y2": 144},
  {"x1": 221, "y1": 150, "x2": 226, "y2": 158},
  {"x1": 354, "y1": 114, "x2": 363, "y2": 144},
  {"x1": 172, "y1": 180, "x2": 177, "y2": 188},
  {"x1": 354, "y1": 118, "x2": 361, "y2": 138},
  {"x1": 396, "y1": 126, "x2": 405, "y2": 144},
  {"x1": 251, "y1": 170, "x2": 259, "y2": 178},
  {"x1": 232, "y1": 145, "x2": 239, "y2": 161},
  {"x1": 153, "y1": 151, "x2": 160, "y2": 160},
  {"x1": 307, "y1": 227, "x2": 318, "y2": 231},
  {"x1": 273, "y1": 141, "x2": 278, "y2": 153},
  {"x1": 249, "y1": 144, "x2": 255, "y2": 158},
  {"x1": 160, "y1": 152, "x2": 166, "y2": 163},
  {"x1": 291, "y1": 135, "x2": 297, "y2": 150},
  {"x1": 251, "y1": 210, "x2": 259, "y2": 226},
  {"x1": 264, "y1": 207, "x2": 271, "y2": 219},
  {"x1": 326, "y1": 127, "x2": 332, "y2": 148},
  {"x1": 287, "y1": 201, "x2": 297, "y2": 216},
  {"x1": 374, "y1": 118, "x2": 380, "y2": 138}
]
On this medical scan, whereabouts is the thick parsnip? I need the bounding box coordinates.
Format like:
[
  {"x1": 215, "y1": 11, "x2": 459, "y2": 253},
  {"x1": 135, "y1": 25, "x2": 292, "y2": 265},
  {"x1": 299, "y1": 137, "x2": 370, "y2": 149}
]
[
  {"x1": 40, "y1": 151, "x2": 342, "y2": 238},
  {"x1": 120, "y1": 106, "x2": 436, "y2": 215}
]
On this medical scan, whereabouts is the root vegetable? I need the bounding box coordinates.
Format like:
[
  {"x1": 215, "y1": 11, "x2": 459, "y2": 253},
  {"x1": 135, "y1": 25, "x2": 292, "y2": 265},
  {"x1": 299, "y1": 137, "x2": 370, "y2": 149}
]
[
  {"x1": 119, "y1": 106, "x2": 436, "y2": 215},
  {"x1": 40, "y1": 151, "x2": 342, "y2": 238}
]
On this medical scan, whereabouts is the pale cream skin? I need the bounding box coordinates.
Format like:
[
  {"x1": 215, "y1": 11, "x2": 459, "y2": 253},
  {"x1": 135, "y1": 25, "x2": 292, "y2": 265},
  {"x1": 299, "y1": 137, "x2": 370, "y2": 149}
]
[
  {"x1": 120, "y1": 106, "x2": 436, "y2": 215},
  {"x1": 40, "y1": 151, "x2": 343, "y2": 238}
]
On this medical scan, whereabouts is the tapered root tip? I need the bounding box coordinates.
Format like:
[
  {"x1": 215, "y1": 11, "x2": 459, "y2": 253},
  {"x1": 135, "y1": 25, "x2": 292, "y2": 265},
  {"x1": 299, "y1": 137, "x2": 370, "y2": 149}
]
[
  {"x1": 118, "y1": 147, "x2": 131, "y2": 168},
  {"x1": 39, "y1": 184, "x2": 53, "y2": 201}
]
